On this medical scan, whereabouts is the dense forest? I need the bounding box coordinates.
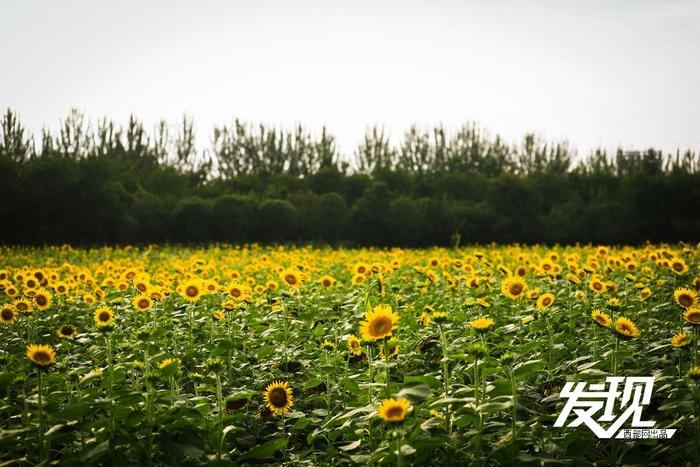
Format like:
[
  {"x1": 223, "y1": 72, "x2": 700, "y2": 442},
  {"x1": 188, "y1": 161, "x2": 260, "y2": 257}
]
[{"x1": 1, "y1": 108, "x2": 699, "y2": 246}]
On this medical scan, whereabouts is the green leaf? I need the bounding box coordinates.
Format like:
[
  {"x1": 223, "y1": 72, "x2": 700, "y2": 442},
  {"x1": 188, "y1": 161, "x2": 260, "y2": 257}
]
[
  {"x1": 338, "y1": 439, "x2": 362, "y2": 451},
  {"x1": 83, "y1": 440, "x2": 110, "y2": 462},
  {"x1": 513, "y1": 359, "x2": 544, "y2": 379},
  {"x1": 395, "y1": 384, "x2": 432, "y2": 402},
  {"x1": 238, "y1": 438, "x2": 287, "y2": 460},
  {"x1": 479, "y1": 399, "x2": 512, "y2": 413},
  {"x1": 403, "y1": 375, "x2": 441, "y2": 389}
]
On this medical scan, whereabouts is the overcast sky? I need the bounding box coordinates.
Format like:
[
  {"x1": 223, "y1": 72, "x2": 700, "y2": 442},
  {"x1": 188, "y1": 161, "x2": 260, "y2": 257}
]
[{"x1": 1, "y1": 0, "x2": 699, "y2": 161}]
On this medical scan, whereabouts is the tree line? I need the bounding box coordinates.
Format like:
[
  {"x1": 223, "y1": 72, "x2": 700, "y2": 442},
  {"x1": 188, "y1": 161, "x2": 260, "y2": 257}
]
[{"x1": 1, "y1": 108, "x2": 699, "y2": 246}]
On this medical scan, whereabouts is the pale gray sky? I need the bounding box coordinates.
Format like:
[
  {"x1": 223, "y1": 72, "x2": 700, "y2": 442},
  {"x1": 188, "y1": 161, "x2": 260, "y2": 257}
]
[{"x1": 1, "y1": 0, "x2": 699, "y2": 161}]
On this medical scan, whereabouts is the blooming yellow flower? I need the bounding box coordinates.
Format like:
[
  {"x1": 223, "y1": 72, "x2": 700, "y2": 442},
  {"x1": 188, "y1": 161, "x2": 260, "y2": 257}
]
[
  {"x1": 359, "y1": 304, "x2": 399, "y2": 341},
  {"x1": 671, "y1": 332, "x2": 690, "y2": 348},
  {"x1": 470, "y1": 317, "x2": 494, "y2": 332},
  {"x1": 26, "y1": 344, "x2": 56, "y2": 367},
  {"x1": 377, "y1": 398, "x2": 411, "y2": 422},
  {"x1": 614, "y1": 316, "x2": 639, "y2": 339}
]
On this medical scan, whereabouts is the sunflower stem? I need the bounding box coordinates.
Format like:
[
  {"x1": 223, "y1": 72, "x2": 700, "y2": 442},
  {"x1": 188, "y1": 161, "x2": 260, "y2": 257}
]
[
  {"x1": 438, "y1": 324, "x2": 450, "y2": 397},
  {"x1": 325, "y1": 350, "x2": 332, "y2": 417},
  {"x1": 694, "y1": 326, "x2": 699, "y2": 367},
  {"x1": 106, "y1": 333, "x2": 114, "y2": 436},
  {"x1": 474, "y1": 356, "x2": 481, "y2": 466},
  {"x1": 510, "y1": 366, "x2": 518, "y2": 458},
  {"x1": 694, "y1": 380, "x2": 700, "y2": 462},
  {"x1": 188, "y1": 303, "x2": 195, "y2": 348},
  {"x1": 216, "y1": 373, "x2": 224, "y2": 459},
  {"x1": 612, "y1": 334, "x2": 619, "y2": 376},
  {"x1": 593, "y1": 324, "x2": 598, "y2": 362},
  {"x1": 144, "y1": 345, "x2": 153, "y2": 467},
  {"x1": 545, "y1": 314, "x2": 553, "y2": 370},
  {"x1": 37, "y1": 369, "x2": 45, "y2": 462},
  {"x1": 383, "y1": 339, "x2": 391, "y2": 399},
  {"x1": 283, "y1": 303, "x2": 290, "y2": 368},
  {"x1": 396, "y1": 430, "x2": 403, "y2": 467},
  {"x1": 437, "y1": 323, "x2": 452, "y2": 439},
  {"x1": 367, "y1": 345, "x2": 374, "y2": 404},
  {"x1": 367, "y1": 345, "x2": 374, "y2": 450},
  {"x1": 280, "y1": 414, "x2": 287, "y2": 460}
]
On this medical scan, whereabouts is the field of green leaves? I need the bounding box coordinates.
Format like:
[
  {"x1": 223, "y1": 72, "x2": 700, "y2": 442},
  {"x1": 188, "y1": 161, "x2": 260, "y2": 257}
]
[{"x1": 1, "y1": 244, "x2": 699, "y2": 466}]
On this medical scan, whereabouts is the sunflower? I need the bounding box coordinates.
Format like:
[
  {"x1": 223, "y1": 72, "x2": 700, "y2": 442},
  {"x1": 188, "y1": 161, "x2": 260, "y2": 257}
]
[
  {"x1": 359, "y1": 304, "x2": 399, "y2": 341},
  {"x1": 683, "y1": 307, "x2": 700, "y2": 325},
  {"x1": 94, "y1": 306, "x2": 115, "y2": 329},
  {"x1": 476, "y1": 297, "x2": 491, "y2": 308},
  {"x1": 470, "y1": 317, "x2": 494, "y2": 333},
  {"x1": 57, "y1": 325, "x2": 77, "y2": 339},
  {"x1": 419, "y1": 312, "x2": 432, "y2": 327},
  {"x1": 133, "y1": 277, "x2": 151, "y2": 294},
  {"x1": 614, "y1": 316, "x2": 639, "y2": 339},
  {"x1": 12, "y1": 298, "x2": 32, "y2": 313},
  {"x1": 319, "y1": 275, "x2": 336, "y2": 288},
  {"x1": 674, "y1": 288, "x2": 697, "y2": 309},
  {"x1": 377, "y1": 398, "x2": 411, "y2": 423},
  {"x1": 5, "y1": 284, "x2": 18, "y2": 297},
  {"x1": 53, "y1": 281, "x2": 69, "y2": 295},
  {"x1": 591, "y1": 309, "x2": 611, "y2": 328},
  {"x1": 497, "y1": 264, "x2": 512, "y2": 276},
  {"x1": 501, "y1": 276, "x2": 527, "y2": 300},
  {"x1": 639, "y1": 287, "x2": 652, "y2": 300},
  {"x1": 536, "y1": 293, "x2": 555, "y2": 311},
  {"x1": 132, "y1": 294, "x2": 154, "y2": 312},
  {"x1": 26, "y1": 344, "x2": 56, "y2": 367},
  {"x1": 670, "y1": 257, "x2": 688, "y2": 275},
  {"x1": 280, "y1": 269, "x2": 301, "y2": 288},
  {"x1": 0, "y1": 304, "x2": 16, "y2": 324},
  {"x1": 263, "y1": 380, "x2": 294, "y2": 415},
  {"x1": 150, "y1": 288, "x2": 165, "y2": 301},
  {"x1": 182, "y1": 279, "x2": 205, "y2": 302},
  {"x1": 431, "y1": 311, "x2": 448, "y2": 323},
  {"x1": 566, "y1": 273, "x2": 581, "y2": 285},
  {"x1": 606, "y1": 297, "x2": 621, "y2": 310},
  {"x1": 212, "y1": 310, "x2": 224, "y2": 321},
  {"x1": 689, "y1": 366, "x2": 700, "y2": 380},
  {"x1": 347, "y1": 335, "x2": 362, "y2": 356},
  {"x1": 671, "y1": 331, "x2": 690, "y2": 348},
  {"x1": 588, "y1": 276, "x2": 607, "y2": 294},
  {"x1": 24, "y1": 277, "x2": 39, "y2": 290},
  {"x1": 352, "y1": 274, "x2": 365, "y2": 286},
  {"x1": 228, "y1": 282, "x2": 251, "y2": 300},
  {"x1": 159, "y1": 358, "x2": 180, "y2": 370}
]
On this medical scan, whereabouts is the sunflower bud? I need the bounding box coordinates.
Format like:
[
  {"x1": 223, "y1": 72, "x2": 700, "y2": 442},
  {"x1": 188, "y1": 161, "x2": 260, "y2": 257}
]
[
  {"x1": 206, "y1": 357, "x2": 224, "y2": 373},
  {"x1": 499, "y1": 352, "x2": 515, "y2": 366},
  {"x1": 468, "y1": 342, "x2": 488, "y2": 359}
]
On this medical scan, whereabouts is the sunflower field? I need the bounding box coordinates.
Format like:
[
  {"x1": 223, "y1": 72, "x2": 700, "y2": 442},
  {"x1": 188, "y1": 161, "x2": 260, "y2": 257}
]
[{"x1": 1, "y1": 243, "x2": 700, "y2": 466}]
